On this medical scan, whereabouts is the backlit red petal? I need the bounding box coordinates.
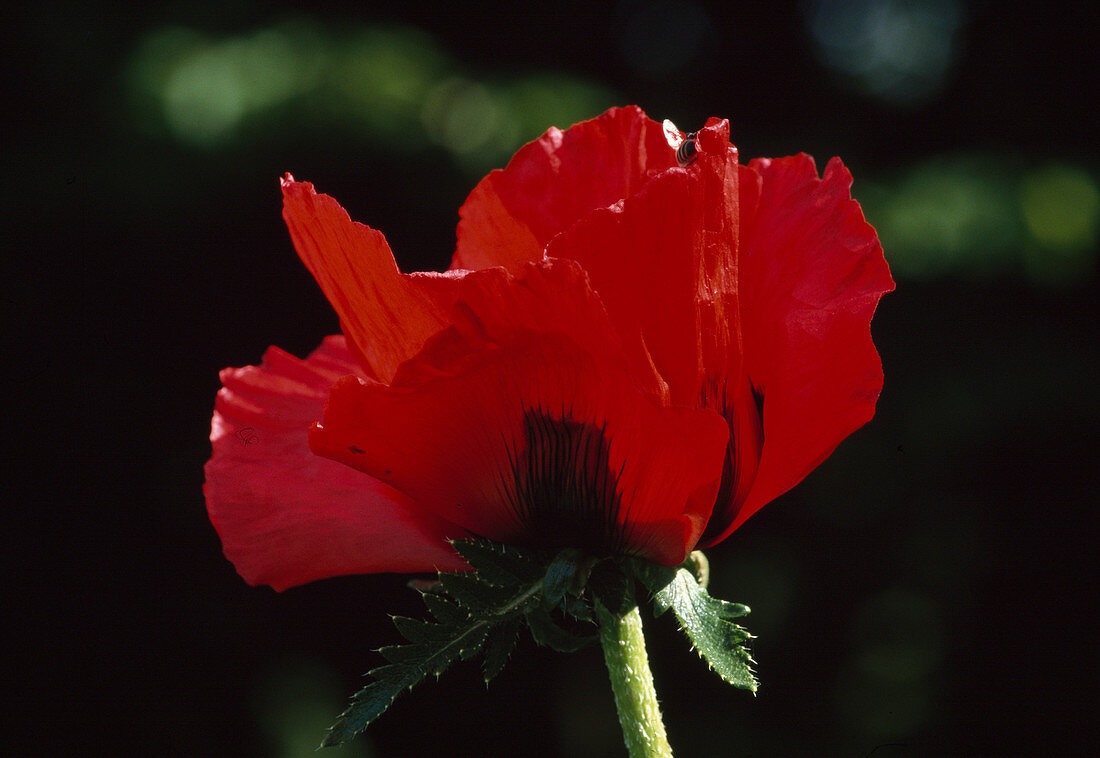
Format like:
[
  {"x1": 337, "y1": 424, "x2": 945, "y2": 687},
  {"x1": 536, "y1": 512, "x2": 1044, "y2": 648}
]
[
  {"x1": 713, "y1": 154, "x2": 894, "y2": 538},
  {"x1": 545, "y1": 118, "x2": 741, "y2": 408},
  {"x1": 281, "y1": 176, "x2": 464, "y2": 382},
  {"x1": 435, "y1": 258, "x2": 669, "y2": 401},
  {"x1": 204, "y1": 336, "x2": 467, "y2": 590},
  {"x1": 451, "y1": 106, "x2": 677, "y2": 272}
]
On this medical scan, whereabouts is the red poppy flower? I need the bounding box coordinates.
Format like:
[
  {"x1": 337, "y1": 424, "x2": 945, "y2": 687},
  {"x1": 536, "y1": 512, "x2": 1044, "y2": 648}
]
[{"x1": 204, "y1": 106, "x2": 893, "y2": 591}]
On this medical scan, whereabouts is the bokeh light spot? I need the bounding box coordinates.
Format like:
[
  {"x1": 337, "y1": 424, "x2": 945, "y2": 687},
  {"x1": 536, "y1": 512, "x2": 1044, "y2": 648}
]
[
  {"x1": 860, "y1": 155, "x2": 1022, "y2": 279},
  {"x1": 161, "y1": 44, "x2": 248, "y2": 146},
  {"x1": 421, "y1": 78, "x2": 504, "y2": 155},
  {"x1": 1019, "y1": 163, "x2": 1099, "y2": 285},
  {"x1": 804, "y1": 0, "x2": 964, "y2": 105},
  {"x1": 861, "y1": 154, "x2": 1098, "y2": 286},
  {"x1": 130, "y1": 22, "x2": 327, "y2": 147},
  {"x1": 124, "y1": 20, "x2": 620, "y2": 175},
  {"x1": 331, "y1": 26, "x2": 449, "y2": 141},
  {"x1": 127, "y1": 26, "x2": 208, "y2": 113},
  {"x1": 251, "y1": 658, "x2": 374, "y2": 758},
  {"x1": 501, "y1": 74, "x2": 621, "y2": 147}
]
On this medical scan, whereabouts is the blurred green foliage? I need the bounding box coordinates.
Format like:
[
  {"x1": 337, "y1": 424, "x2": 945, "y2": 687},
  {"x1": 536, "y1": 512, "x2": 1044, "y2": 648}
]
[
  {"x1": 859, "y1": 154, "x2": 1098, "y2": 286},
  {"x1": 125, "y1": 20, "x2": 620, "y2": 176}
]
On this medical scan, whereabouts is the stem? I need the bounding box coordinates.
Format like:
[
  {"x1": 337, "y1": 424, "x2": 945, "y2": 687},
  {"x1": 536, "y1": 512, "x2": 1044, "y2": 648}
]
[{"x1": 596, "y1": 601, "x2": 674, "y2": 758}]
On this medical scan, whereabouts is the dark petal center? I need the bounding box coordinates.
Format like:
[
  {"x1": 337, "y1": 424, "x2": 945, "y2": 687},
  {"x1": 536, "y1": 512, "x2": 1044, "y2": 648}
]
[{"x1": 503, "y1": 408, "x2": 625, "y2": 555}]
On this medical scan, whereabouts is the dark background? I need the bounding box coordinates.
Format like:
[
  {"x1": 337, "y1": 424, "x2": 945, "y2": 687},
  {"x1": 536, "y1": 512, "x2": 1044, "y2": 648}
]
[{"x1": 8, "y1": 1, "x2": 1097, "y2": 755}]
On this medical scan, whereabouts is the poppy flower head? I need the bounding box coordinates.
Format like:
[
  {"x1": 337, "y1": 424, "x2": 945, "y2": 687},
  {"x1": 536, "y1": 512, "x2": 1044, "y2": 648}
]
[{"x1": 204, "y1": 105, "x2": 892, "y2": 589}]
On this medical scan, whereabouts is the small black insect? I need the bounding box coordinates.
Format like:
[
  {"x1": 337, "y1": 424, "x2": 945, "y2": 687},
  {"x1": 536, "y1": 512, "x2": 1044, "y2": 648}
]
[{"x1": 676, "y1": 131, "x2": 699, "y2": 167}]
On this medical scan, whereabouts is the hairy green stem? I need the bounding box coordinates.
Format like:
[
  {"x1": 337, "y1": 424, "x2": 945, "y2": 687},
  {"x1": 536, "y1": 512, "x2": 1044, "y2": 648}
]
[{"x1": 596, "y1": 601, "x2": 674, "y2": 758}]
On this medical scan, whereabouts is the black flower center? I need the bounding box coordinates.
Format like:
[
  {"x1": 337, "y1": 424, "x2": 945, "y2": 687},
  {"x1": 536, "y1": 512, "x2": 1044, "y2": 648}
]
[{"x1": 502, "y1": 409, "x2": 626, "y2": 556}]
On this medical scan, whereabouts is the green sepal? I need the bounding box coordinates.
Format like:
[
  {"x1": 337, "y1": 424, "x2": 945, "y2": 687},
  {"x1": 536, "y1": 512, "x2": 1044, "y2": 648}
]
[
  {"x1": 560, "y1": 593, "x2": 595, "y2": 622},
  {"x1": 525, "y1": 606, "x2": 597, "y2": 652},
  {"x1": 633, "y1": 558, "x2": 757, "y2": 692},
  {"x1": 588, "y1": 558, "x2": 635, "y2": 615},
  {"x1": 541, "y1": 548, "x2": 591, "y2": 609}
]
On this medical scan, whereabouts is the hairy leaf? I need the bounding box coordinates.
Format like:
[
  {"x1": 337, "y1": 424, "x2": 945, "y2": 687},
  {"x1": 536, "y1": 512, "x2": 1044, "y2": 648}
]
[
  {"x1": 439, "y1": 572, "x2": 517, "y2": 614},
  {"x1": 635, "y1": 562, "x2": 757, "y2": 692},
  {"x1": 451, "y1": 538, "x2": 544, "y2": 586},
  {"x1": 320, "y1": 618, "x2": 487, "y2": 747},
  {"x1": 482, "y1": 615, "x2": 522, "y2": 683},
  {"x1": 421, "y1": 593, "x2": 466, "y2": 625},
  {"x1": 323, "y1": 541, "x2": 585, "y2": 747}
]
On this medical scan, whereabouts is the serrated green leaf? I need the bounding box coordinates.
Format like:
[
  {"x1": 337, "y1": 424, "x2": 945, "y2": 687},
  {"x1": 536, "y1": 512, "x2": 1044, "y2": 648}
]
[
  {"x1": 320, "y1": 632, "x2": 468, "y2": 748},
  {"x1": 482, "y1": 615, "x2": 521, "y2": 683},
  {"x1": 377, "y1": 644, "x2": 425, "y2": 664},
  {"x1": 643, "y1": 566, "x2": 757, "y2": 691},
  {"x1": 458, "y1": 629, "x2": 489, "y2": 662},
  {"x1": 324, "y1": 543, "x2": 612, "y2": 747},
  {"x1": 650, "y1": 574, "x2": 750, "y2": 621},
  {"x1": 450, "y1": 539, "x2": 544, "y2": 586},
  {"x1": 525, "y1": 606, "x2": 597, "y2": 652},
  {"x1": 715, "y1": 600, "x2": 751, "y2": 619},
  {"x1": 323, "y1": 559, "x2": 551, "y2": 747},
  {"x1": 391, "y1": 616, "x2": 451, "y2": 644},
  {"x1": 439, "y1": 572, "x2": 516, "y2": 614},
  {"x1": 422, "y1": 593, "x2": 466, "y2": 625}
]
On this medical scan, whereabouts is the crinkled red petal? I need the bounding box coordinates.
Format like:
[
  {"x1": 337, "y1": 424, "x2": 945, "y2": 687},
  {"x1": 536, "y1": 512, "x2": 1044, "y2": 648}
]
[
  {"x1": 310, "y1": 263, "x2": 729, "y2": 565},
  {"x1": 545, "y1": 118, "x2": 741, "y2": 409},
  {"x1": 706, "y1": 154, "x2": 894, "y2": 541},
  {"x1": 413, "y1": 258, "x2": 668, "y2": 401},
  {"x1": 203, "y1": 336, "x2": 468, "y2": 590},
  {"x1": 281, "y1": 176, "x2": 465, "y2": 383},
  {"x1": 451, "y1": 105, "x2": 676, "y2": 272}
]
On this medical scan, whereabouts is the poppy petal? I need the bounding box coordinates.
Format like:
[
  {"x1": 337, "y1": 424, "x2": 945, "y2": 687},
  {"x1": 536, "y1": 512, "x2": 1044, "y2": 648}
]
[
  {"x1": 312, "y1": 330, "x2": 729, "y2": 566},
  {"x1": 281, "y1": 176, "x2": 464, "y2": 382},
  {"x1": 718, "y1": 154, "x2": 894, "y2": 537},
  {"x1": 204, "y1": 336, "x2": 468, "y2": 590},
  {"x1": 437, "y1": 258, "x2": 669, "y2": 401},
  {"x1": 451, "y1": 105, "x2": 676, "y2": 272},
  {"x1": 545, "y1": 118, "x2": 741, "y2": 408},
  {"x1": 696, "y1": 372, "x2": 764, "y2": 547}
]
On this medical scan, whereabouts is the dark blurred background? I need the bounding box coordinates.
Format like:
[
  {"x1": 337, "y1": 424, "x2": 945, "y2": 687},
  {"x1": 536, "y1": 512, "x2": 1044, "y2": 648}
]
[{"x1": 7, "y1": 1, "x2": 1097, "y2": 755}]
